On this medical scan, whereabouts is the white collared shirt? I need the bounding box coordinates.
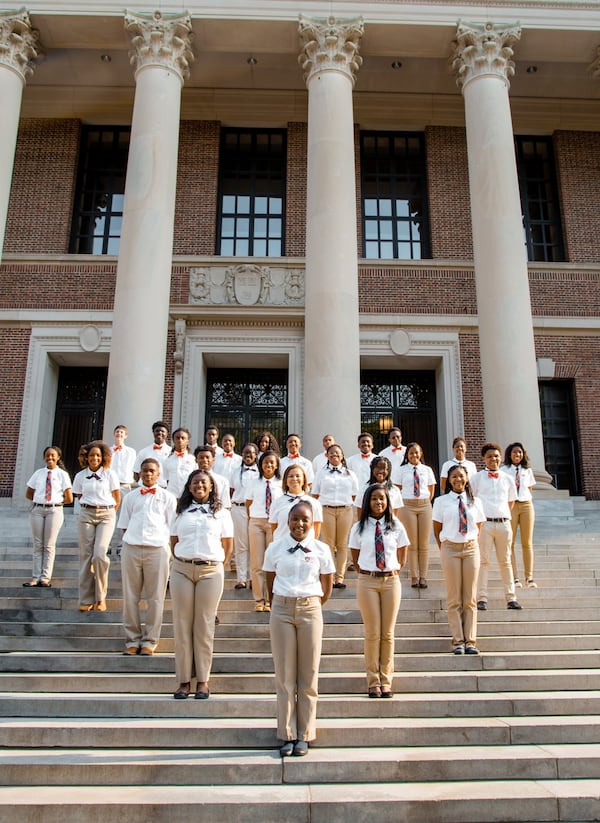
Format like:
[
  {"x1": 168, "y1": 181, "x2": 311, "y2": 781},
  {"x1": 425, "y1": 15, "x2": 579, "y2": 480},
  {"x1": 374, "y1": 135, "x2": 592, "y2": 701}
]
[
  {"x1": 347, "y1": 452, "x2": 379, "y2": 487},
  {"x1": 171, "y1": 505, "x2": 234, "y2": 561},
  {"x1": 501, "y1": 464, "x2": 536, "y2": 502},
  {"x1": 111, "y1": 444, "x2": 136, "y2": 484},
  {"x1": 379, "y1": 444, "x2": 407, "y2": 484},
  {"x1": 397, "y1": 463, "x2": 436, "y2": 500},
  {"x1": 27, "y1": 466, "x2": 72, "y2": 504},
  {"x1": 214, "y1": 451, "x2": 243, "y2": 483},
  {"x1": 440, "y1": 458, "x2": 478, "y2": 481},
  {"x1": 471, "y1": 470, "x2": 517, "y2": 518},
  {"x1": 162, "y1": 452, "x2": 197, "y2": 499},
  {"x1": 263, "y1": 534, "x2": 335, "y2": 598},
  {"x1": 230, "y1": 464, "x2": 259, "y2": 503},
  {"x1": 358, "y1": 482, "x2": 403, "y2": 511},
  {"x1": 246, "y1": 476, "x2": 283, "y2": 518},
  {"x1": 311, "y1": 465, "x2": 358, "y2": 506},
  {"x1": 134, "y1": 443, "x2": 172, "y2": 487},
  {"x1": 280, "y1": 454, "x2": 314, "y2": 485},
  {"x1": 348, "y1": 516, "x2": 409, "y2": 572},
  {"x1": 118, "y1": 485, "x2": 177, "y2": 547},
  {"x1": 432, "y1": 491, "x2": 486, "y2": 542},
  {"x1": 268, "y1": 493, "x2": 323, "y2": 540},
  {"x1": 73, "y1": 467, "x2": 120, "y2": 506}
]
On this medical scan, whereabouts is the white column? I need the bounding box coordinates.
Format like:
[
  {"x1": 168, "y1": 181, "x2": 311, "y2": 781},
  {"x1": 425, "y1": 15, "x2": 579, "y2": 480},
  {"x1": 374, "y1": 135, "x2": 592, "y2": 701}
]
[
  {"x1": 452, "y1": 21, "x2": 552, "y2": 487},
  {"x1": 0, "y1": 10, "x2": 39, "y2": 262},
  {"x1": 299, "y1": 15, "x2": 363, "y2": 457},
  {"x1": 103, "y1": 11, "x2": 194, "y2": 447}
]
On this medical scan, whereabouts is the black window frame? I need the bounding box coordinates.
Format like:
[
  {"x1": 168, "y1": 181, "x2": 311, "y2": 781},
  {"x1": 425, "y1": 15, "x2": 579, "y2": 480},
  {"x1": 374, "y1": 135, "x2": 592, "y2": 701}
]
[
  {"x1": 515, "y1": 135, "x2": 565, "y2": 263},
  {"x1": 69, "y1": 125, "x2": 130, "y2": 255},
  {"x1": 360, "y1": 130, "x2": 431, "y2": 260},
  {"x1": 216, "y1": 128, "x2": 287, "y2": 258}
]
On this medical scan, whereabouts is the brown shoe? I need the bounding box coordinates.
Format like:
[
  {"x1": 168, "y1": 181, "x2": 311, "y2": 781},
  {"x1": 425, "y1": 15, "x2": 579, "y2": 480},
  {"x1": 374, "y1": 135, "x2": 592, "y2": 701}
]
[
  {"x1": 95, "y1": 601, "x2": 107, "y2": 612},
  {"x1": 123, "y1": 647, "x2": 139, "y2": 655},
  {"x1": 140, "y1": 646, "x2": 154, "y2": 656},
  {"x1": 79, "y1": 604, "x2": 94, "y2": 612}
]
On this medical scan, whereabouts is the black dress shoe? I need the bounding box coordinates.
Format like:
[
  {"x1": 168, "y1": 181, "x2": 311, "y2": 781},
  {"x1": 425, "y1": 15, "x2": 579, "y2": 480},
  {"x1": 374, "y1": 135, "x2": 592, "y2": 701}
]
[
  {"x1": 195, "y1": 689, "x2": 210, "y2": 700},
  {"x1": 380, "y1": 689, "x2": 393, "y2": 698},
  {"x1": 477, "y1": 600, "x2": 487, "y2": 610},
  {"x1": 332, "y1": 582, "x2": 346, "y2": 589},
  {"x1": 173, "y1": 683, "x2": 190, "y2": 699},
  {"x1": 280, "y1": 741, "x2": 295, "y2": 757},
  {"x1": 507, "y1": 600, "x2": 522, "y2": 610}
]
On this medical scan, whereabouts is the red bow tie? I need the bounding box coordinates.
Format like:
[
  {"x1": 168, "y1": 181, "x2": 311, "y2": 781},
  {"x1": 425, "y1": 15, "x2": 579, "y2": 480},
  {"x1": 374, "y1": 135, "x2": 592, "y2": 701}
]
[
  {"x1": 487, "y1": 471, "x2": 499, "y2": 478},
  {"x1": 224, "y1": 453, "x2": 233, "y2": 458},
  {"x1": 288, "y1": 453, "x2": 300, "y2": 459},
  {"x1": 361, "y1": 453, "x2": 371, "y2": 459},
  {"x1": 113, "y1": 445, "x2": 122, "y2": 451},
  {"x1": 175, "y1": 451, "x2": 185, "y2": 457},
  {"x1": 141, "y1": 487, "x2": 157, "y2": 495},
  {"x1": 392, "y1": 447, "x2": 402, "y2": 452},
  {"x1": 153, "y1": 444, "x2": 163, "y2": 450}
]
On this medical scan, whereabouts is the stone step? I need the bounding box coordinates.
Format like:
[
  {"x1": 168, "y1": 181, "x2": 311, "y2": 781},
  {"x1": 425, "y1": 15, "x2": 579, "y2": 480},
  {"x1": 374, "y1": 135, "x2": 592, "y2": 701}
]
[
  {"x1": 1, "y1": 649, "x2": 599, "y2": 674},
  {"x1": 0, "y1": 778, "x2": 598, "y2": 823},
  {"x1": 0, "y1": 742, "x2": 597, "y2": 785},
  {"x1": 2, "y1": 717, "x2": 600, "y2": 749},
  {"x1": 1, "y1": 668, "x2": 600, "y2": 694},
  {"x1": 2, "y1": 692, "x2": 599, "y2": 719}
]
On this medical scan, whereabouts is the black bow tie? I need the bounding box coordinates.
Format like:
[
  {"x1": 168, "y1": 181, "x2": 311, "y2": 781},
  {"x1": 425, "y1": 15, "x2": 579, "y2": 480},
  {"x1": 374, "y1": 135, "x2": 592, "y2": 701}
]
[
  {"x1": 288, "y1": 543, "x2": 310, "y2": 554},
  {"x1": 86, "y1": 473, "x2": 101, "y2": 480},
  {"x1": 329, "y1": 467, "x2": 342, "y2": 473},
  {"x1": 243, "y1": 466, "x2": 256, "y2": 472}
]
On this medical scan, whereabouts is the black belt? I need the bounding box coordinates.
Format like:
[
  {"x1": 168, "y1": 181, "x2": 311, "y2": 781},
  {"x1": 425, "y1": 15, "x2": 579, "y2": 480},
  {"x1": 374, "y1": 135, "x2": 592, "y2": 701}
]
[
  {"x1": 174, "y1": 556, "x2": 219, "y2": 566},
  {"x1": 323, "y1": 504, "x2": 350, "y2": 509},
  {"x1": 34, "y1": 503, "x2": 63, "y2": 508},
  {"x1": 81, "y1": 504, "x2": 114, "y2": 510},
  {"x1": 232, "y1": 502, "x2": 245, "y2": 506},
  {"x1": 359, "y1": 569, "x2": 398, "y2": 578},
  {"x1": 486, "y1": 517, "x2": 509, "y2": 522}
]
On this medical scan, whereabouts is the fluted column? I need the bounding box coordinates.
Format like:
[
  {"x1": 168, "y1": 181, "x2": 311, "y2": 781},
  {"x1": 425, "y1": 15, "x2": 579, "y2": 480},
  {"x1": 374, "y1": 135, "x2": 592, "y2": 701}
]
[
  {"x1": 104, "y1": 11, "x2": 194, "y2": 447},
  {"x1": 0, "y1": 9, "x2": 39, "y2": 262},
  {"x1": 299, "y1": 15, "x2": 363, "y2": 457},
  {"x1": 452, "y1": 21, "x2": 552, "y2": 487}
]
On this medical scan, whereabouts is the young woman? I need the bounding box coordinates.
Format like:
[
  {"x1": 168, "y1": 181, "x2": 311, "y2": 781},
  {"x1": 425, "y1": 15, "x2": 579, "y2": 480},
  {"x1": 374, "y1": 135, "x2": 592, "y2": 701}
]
[
  {"x1": 311, "y1": 443, "x2": 358, "y2": 589},
  {"x1": 24, "y1": 446, "x2": 73, "y2": 588},
  {"x1": 357, "y1": 456, "x2": 403, "y2": 519},
  {"x1": 245, "y1": 450, "x2": 283, "y2": 612},
  {"x1": 264, "y1": 501, "x2": 334, "y2": 757},
  {"x1": 432, "y1": 465, "x2": 486, "y2": 655},
  {"x1": 170, "y1": 469, "x2": 234, "y2": 699},
  {"x1": 162, "y1": 427, "x2": 197, "y2": 500},
  {"x1": 72, "y1": 440, "x2": 120, "y2": 612},
  {"x1": 229, "y1": 443, "x2": 259, "y2": 590},
  {"x1": 269, "y1": 465, "x2": 322, "y2": 540},
  {"x1": 349, "y1": 484, "x2": 408, "y2": 698},
  {"x1": 440, "y1": 437, "x2": 478, "y2": 493},
  {"x1": 501, "y1": 441, "x2": 537, "y2": 589},
  {"x1": 254, "y1": 431, "x2": 281, "y2": 457},
  {"x1": 396, "y1": 443, "x2": 436, "y2": 589}
]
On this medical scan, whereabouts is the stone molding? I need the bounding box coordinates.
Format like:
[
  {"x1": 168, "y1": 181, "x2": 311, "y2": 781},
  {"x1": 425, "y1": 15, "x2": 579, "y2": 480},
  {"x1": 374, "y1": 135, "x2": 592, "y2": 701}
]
[
  {"x1": 174, "y1": 317, "x2": 186, "y2": 374},
  {"x1": 0, "y1": 9, "x2": 40, "y2": 83},
  {"x1": 125, "y1": 9, "x2": 194, "y2": 82},
  {"x1": 189, "y1": 264, "x2": 305, "y2": 306},
  {"x1": 451, "y1": 20, "x2": 521, "y2": 90},
  {"x1": 298, "y1": 14, "x2": 363, "y2": 86},
  {"x1": 588, "y1": 46, "x2": 600, "y2": 78}
]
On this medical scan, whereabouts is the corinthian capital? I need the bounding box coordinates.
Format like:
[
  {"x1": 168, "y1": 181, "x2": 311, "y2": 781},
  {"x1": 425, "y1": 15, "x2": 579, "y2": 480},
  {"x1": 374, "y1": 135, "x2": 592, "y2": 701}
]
[
  {"x1": 451, "y1": 20, "x2": 521, "y2": 90},
  {"x1": 0, "y1": 9, "x2": 40, "y2": 83},
  {"x1": 298, "y1": 15, "x2": 363, "y2": 86},
  {"x1": 125, "y1": 9, "x2": 194, "y2": 82}
]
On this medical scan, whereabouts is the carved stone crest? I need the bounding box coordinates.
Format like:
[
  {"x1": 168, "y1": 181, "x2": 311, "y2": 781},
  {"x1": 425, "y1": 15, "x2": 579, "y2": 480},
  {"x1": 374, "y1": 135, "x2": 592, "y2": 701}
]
[{"x1": 226, "y1": 265, "x2": 269, "y2": 306}]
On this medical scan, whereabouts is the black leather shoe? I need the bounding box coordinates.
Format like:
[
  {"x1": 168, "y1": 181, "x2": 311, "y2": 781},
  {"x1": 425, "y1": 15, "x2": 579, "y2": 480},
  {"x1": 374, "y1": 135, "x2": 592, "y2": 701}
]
[
  {"x1": 477, "y1": 600, "x2": 487, "y2": 611},
  {"x1": 280, "y1": 741, "x2": 295, "y2": 757},
  {"x1": 173, "y1": 683, "x2": 190, "y2": 699},
  {"x1": 507, "y1": 600, "x2": 522, "y2": 610},
  {"x1": 195, "y1": 689, "x2": 210, "y2": 700}
]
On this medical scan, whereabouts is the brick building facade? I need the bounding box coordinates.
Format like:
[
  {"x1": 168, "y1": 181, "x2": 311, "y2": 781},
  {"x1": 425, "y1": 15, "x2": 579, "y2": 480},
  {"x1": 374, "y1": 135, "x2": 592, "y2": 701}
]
[{"x1": 0, "y1": 3, "x2": 599, "y2": 500}]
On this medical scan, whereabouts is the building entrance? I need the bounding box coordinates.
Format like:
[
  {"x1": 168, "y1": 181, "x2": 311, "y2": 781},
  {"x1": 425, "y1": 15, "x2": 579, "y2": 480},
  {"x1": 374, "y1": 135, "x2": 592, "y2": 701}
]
[
  {"x1": 539, "y1": 380, "x2": 581, "y2": 494},
  {"x1": 52, "y1": 367, "x2": 107, "y2": 480}
]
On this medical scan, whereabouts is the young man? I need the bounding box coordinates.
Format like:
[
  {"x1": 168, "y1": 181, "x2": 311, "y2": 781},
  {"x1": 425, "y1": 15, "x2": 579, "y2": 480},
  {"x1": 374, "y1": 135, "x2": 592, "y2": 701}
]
[
  {"x1": 205, "y1": 425, "x2": 223, "y2": 457},
  {"x1": 379, "y1": 427, "x2": 406, "y2": 486},
  {"x1": 108, "y1": 425, "x2": 136, "y2": 556},
  {"x1": 214, "y1": 433, "x2": 242, "y2": 484},
  {"x1": 133, "y1": 421, "x2": 171, "y2": 487},
  {"x1": 471, "y1": 442, "x2": 521, "y2": 611},
  {"x1": 194, "y1": 445, "x2": 231, "y2": 509},
  {"x1": 347, "y1": 432, "x2": 378, "y2": 488},
  {"x1": 280, "y1": 433, "x2": 314, "y2": 486}
]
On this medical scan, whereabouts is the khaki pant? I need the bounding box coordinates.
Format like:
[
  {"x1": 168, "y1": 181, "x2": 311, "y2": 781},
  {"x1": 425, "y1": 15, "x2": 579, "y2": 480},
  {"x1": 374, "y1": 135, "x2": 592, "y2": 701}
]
[
  {"x1": 270, "y1": 595, "x2": 323, "y2": 742},
  {"x1": 29, "y1": 505, "x2": 64, "y2": 582},
  {"x1": 477, "y1": 520, "x2": 516, "y2": 603},
  {"x1": 121, "y1": 542, "x2": 170, "y2": 650},
  {"x1": 510, "y1": 501, "x2": 535, "y2": 581},
  {"x1": 440, "y1": 539, "x2": 480, "y2": 647},
  {"x1": 320, "y1": 505, "x2": 353, "y2": 583},
  {"x1": 78, "y1": 507, "x2": 115, "y2": 605},
  {"x1": 231, "y1": 504, "x2": 251, "y2": 584},
  {"x1": 170, "y1": 558, "x2": 224, "y2": 684},
  {"x1": 356, "y1": 572, "x2": 401, "y2": 689},
  {"x1": 399, "y1": 499, "x2": 432, "y2": 580},
  {"x1": 248, "y1": 517, "x2": 272, "y2": 604}
]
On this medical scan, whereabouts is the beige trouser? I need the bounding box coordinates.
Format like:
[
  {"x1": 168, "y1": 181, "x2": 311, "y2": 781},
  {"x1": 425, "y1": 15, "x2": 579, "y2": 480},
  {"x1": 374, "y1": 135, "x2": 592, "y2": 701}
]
[
  {"x1": 477, "y1": 520, "x2": 516, "y2": 603},
  {"x1": 320, "y1": 505, "x2": 353, "y2": 583},
  {"x1": 440, "y1": 539, "x2": 480, "y2": 647},
  {"x1": 29, "y1": 505, "x2": 64, "y2": 581},
  {"x1": 510, "y1": 501, "x2": 535, "y2": 581},
  {"x1": 270, "y1": 595, "x2": 323, "y2": 742},
  {"x1": 356, "y1": 572, "x2": 401, "y2": 689},
  {"x1": 399, "y1": 499, "x2": 432, "y2": 580},
  {"x1": 121, "y1": 542, "x2": 171, "y2": 650},
  {"x1": 248, "y1": 517, "x2": 272, "y2": 604},
  {"x1": 231, "y1": 504, "x2": 251, "y2": 583},
  {"x1": 78, "y1": 506, "x2": 115, "y2": 605},
  {"x1": 170, "y1": 558, "x2": 224, "y2": 684}
]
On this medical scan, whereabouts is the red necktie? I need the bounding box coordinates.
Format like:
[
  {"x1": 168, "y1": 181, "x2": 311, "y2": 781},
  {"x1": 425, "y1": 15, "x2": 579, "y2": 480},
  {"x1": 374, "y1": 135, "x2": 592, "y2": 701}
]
[
  {"x1": 45, "y1": 471, "x2": 52, "y2": 502},
  {"x1": 488, "y1": 471, "x2": 499, "y2": 478},
  {"x1": 265, "y1": 480, "x2": 272, "y2": 515},
  {"x1": 141, "y1": 487, "x2": 157, "y2": 495},
  {"x1": 375, "y1": 521, "x2": 385, "y2": 570},
  {"x1": 458, "y1": 496, "x2": 468, "y2": 535},
  {"x1": 515, "y1": 466, "x2": 521, "y2": 491},
  {"x1": 113, "y1": 445, "x2": 122, "y2": 452},
  {"x1": 413, "y1": 467, "x2": 421, "y2": 497}
]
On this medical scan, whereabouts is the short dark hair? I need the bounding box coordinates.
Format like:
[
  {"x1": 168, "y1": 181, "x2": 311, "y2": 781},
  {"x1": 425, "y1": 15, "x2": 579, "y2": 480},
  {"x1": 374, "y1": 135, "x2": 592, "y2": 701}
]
[
  {"x1": 481, "y1": 442, "x2": 502, "y2": 457},
  {"x1": 152, "y1": 420, "x2": 169, "y2": 433}
]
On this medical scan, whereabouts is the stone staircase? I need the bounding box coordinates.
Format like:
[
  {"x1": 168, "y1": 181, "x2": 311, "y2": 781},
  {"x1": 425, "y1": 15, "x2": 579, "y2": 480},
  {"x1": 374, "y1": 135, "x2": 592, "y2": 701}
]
[{"x1": 1, "y1": 500, "x2": 600, "y2": 821}]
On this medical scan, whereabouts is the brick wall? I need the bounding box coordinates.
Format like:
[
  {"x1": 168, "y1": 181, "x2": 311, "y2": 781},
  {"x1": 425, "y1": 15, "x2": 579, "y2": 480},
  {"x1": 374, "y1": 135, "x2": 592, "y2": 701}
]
[
  {"x1": 0, "y1": 328, "x2": 31, "y2": 496},
  {"x1": 425, "y1": 126, "x2": 473, "y2": 260},
  {"x1": 554, "y1": 130, "x2": 600, "y2": 264},
  {"x1": 173, "y1": 121, "x2": 220, "y2": 256},
  {"x1": 286, "y1": 122, "x2": 307, "y2": 257},
  {"x1": 0, "y1": 262, "x2": 117, "y2": 310},
  {"x1": 163, "y1": 328, "x2": 175, "y2": 427},
  {"x1": 4, "y1": 119, "x2": 80, "y2": 255},
  {"x1": 359, "y1": 265, "x2": 477, "y2": 314},
  {"x1": 457, "y1": 332, "x2": 486, "y2": 465}
]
